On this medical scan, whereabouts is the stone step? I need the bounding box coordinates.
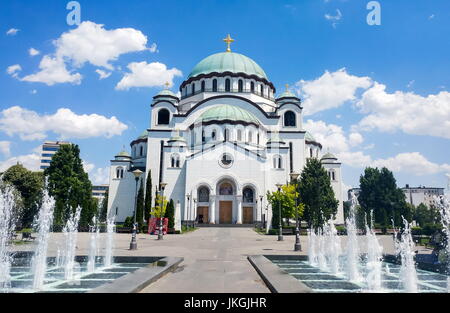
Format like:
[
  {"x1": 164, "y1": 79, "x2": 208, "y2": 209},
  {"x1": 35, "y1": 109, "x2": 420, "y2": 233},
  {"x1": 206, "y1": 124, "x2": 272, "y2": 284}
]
[{"x1": 196, "y1": 223, "x2": 255, "y2": 228}]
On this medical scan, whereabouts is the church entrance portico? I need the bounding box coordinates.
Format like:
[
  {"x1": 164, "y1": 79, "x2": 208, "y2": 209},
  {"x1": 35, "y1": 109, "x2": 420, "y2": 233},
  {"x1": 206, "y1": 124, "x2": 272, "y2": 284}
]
[{"x1": 219, "y1": 201, "x2": 232, "y2": 224}]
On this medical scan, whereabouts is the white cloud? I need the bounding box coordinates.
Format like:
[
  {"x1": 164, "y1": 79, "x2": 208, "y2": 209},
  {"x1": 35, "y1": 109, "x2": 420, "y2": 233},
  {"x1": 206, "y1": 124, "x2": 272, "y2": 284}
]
[
  {"x1": 0, "y1": 153, "x2": 40, "y2": 172},
  {"x1": 29, "y1": 48, "x2": 40, "y2": 56},
  {"x1": 354, "y1": 82, "x2": 450, "y2": 139},
  {"x1": 296, "y1": 68, "x2": 372, "y2": 115},
  {"x1": 83, "y1": 161, "x2": 95, "y2": 173},
  {"x1": 7, "y1": 64, "x2": 22, "y2": 78},
  {"x1": 0, "y1": 106, "x2": 128, "y2": 141},
  {"x1": 0, "y1": 141, "x2": 11, "y2": 157},
  {"x1": 6, "y1": 28, "x2": 19, "y2": 36},
  {"x1": 116, "y1": 61, "x2": 182, "y2": 90},
  {"x1": 91, "y1": 167, "x2": 110, "y2": 185},
  {"x1": 95, "y1": 69, "x2": 111, "y2": 80},
  {"x1": 348, "y1": 132, "x2": 364, "y2": 147},
  {"x1": 324, "y1": 9, "x2": 342, "y2": 28},
  {"x1": 18, "y1": 21, "x2": 153, "y2": 85},
  {"x1": 21, "y1": 55, "x2": 82, "y2": 86},
  {"x1": 31, "y1": 89, "x2": 37, "y2": 94}
]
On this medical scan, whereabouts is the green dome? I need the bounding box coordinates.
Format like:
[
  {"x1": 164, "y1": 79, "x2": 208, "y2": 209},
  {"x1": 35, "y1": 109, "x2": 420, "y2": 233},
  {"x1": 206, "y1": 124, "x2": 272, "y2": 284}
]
[
  {"x1": 116, "y1": 150, "x2": 131, "y2": 158},
  {"x1": 188, "y1": 52, "x2": 268, "y2": 80},
  {"x1": 196, "y1": 105, "x2": 260, "y2": 125},
  {"x1": 305, "y1": 131, "x2": 316, "y2": 142},
  {"x1": 155, "y1": 89, "x2": 178, "y2": 98},
  {"x1": 321, "y1": 152, "x2": 337, "y2": 160},
  {"x1": 277, "y1": 90, "x2": 297, "y2": 99},
  {"x1": 138, "y1": 130, "x2": 148, "y2": 139}
]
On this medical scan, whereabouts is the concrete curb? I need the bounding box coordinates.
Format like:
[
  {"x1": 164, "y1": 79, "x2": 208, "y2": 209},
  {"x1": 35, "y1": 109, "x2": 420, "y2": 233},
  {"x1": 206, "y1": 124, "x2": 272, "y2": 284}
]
[
  {"x1": 89, "y1": 256, "x2": 183, "y2": 293},
  {"x1": 248, "y1": 255, "x2": 313, "y2": 293}
]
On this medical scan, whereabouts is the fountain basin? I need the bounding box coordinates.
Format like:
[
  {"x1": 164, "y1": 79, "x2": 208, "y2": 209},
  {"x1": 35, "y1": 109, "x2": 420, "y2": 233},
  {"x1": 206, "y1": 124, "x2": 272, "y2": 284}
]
[
  {"x1": 5, "y1": 253, "x2": 183, "y2": 293},
  {"x1": 249, "y1": 255, "x2": 449, "y2": 293}
]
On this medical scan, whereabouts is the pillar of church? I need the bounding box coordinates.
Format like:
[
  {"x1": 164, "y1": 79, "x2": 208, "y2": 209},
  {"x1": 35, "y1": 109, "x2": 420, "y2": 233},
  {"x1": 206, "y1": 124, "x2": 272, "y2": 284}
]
[
  {"x1": 237, "y1": 196, "x2": 243, "y2": 224},
  {"x1": 209, "y1": 195, "x2": 216, "y2": 224}
]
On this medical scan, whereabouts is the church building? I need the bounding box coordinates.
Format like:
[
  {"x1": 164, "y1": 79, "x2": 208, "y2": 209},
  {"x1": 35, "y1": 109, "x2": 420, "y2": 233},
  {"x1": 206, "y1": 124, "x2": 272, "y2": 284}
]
[{"x1": 107, "y1": 35, "x2": 344, "y2": 230}]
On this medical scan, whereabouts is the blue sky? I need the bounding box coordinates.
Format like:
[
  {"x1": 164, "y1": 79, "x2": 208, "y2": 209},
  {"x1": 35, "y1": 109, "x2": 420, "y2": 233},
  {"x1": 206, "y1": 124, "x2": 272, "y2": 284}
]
[{"x1": 1, "y1": 0, "x2": 449, "y2": 195}]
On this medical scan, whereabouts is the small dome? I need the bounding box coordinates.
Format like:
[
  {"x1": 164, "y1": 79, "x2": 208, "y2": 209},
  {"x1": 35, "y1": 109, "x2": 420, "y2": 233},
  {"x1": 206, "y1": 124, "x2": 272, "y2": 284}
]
[
  {"x1": 188, "y1": 52, "x2": 268, "y2": 80},
  {"x1": 137, "y1": 130, "x2": 148, "y2": 140},
  {"x1": 305, "y1": 131, "x2": 316, "y2": 142},
  {"x1": 155, "y1": 89, "x2": 178, "y2": 98},
  {"x1": 276, "y1": 90, "x2": 297, "y2": 100},
  {"x1": 196, "y1": 105, "x2": 260, "y2": 125},
  {"x1": 116, "y1": 149, "x2": 131, "y2": 158},
  {"x1": 321, "y1": 152, "x2": 337, "y2": 160}
]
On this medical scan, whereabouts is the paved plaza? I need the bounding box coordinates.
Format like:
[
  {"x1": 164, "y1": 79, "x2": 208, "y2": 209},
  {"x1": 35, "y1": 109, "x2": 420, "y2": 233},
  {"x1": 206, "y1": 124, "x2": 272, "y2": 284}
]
[{"x1": 13, "y1": 227, "x2": 429, "y2": 293}]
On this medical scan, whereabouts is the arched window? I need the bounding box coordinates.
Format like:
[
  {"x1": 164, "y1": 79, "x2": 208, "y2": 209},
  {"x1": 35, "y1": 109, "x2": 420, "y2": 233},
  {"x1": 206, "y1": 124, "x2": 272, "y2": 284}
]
[
  {"x1": 250, "y1": 82, "x2": 255, "y2": 92},
  {"x1": 237, "y1": 129, "x2": 242, "y2": 141},
  {"x1": 202, "y1": 130, "x2": 206, "y2": 143},
  {"x1": 191, "y1": 83, "x2": 195, "y2": 95},
  {"x1": 224, "y1": 128, "x2": 230, "y2": 141},
  {"x1": 243, "y1": 187, "x2": 254, "y2": 203},
  {"x1": 157, "y1": 109, "x2": 170, "y2": 125},
  {"x1": 212, "y1": 79, "x2": 218, "y2": 92},
  {"x1": 273, "y1": 155, "x2": 282, "y2": 169},
  {"x1": 310, "y1": 148, "x2": 313, "y2": 158},
  {"x1": 238, "y1": 79, "x2": 243, "y2": 92},
  {"x1": 248, "y1": 131, "x2": 253, "y2": 143},
  {"x1": 225, "y1": 79, "x2": 231, "y2": 92},
  {"x1": 140, "y1": 146, "x2": 144, "y2": 156},
  {"x1": 116, "y1": 167, "x2": 124, "y2": 179},
  {"x1": 211, "y1": 130, "x2": 216, "y2": 141},
  {"x1": 332, "y1": 171, "x2": 336, "y2": 181},
  {"x1": 257, "y1": 133, "x2": 260, "y2": 145},
  {"x1": 284, "y1": 111, "x2": 296, "y2": 127},
  {"x1": 260, "y1": 85, "x2": 264, "y2": 96},
  {"x1": 198, "y1": 187, "x2": 210, "y2": 202},
  {"x1": 219, "y1": 182, "x2": 234, "y2": 195},
  {"x1": 171, "y1": 154, "x2": 180, "y2": 168},
  {"x1": 201, "y1": 81, "x2": 205, "y2": 92}
]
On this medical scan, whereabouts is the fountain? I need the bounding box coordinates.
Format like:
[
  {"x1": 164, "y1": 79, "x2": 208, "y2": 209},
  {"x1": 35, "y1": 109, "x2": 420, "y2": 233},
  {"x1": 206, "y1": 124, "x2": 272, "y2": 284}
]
[
  {"x1": 104, "y1": 215, "x2": 115, "y2": 267},
  {"x1": 435, "y1": 195, "x2": 450, "y2": 291},
  {"x1": 345, "y1": 191, "x2": 361, "y2": 282},
  {"x1": 31, "y1": 190, "x2": 55, "y2": 290},
  {"x1": 365, "y1": 212, "x2": 383, "y2": 291},
  {"x1": 87, "y1": 216, "x2": 100, "y2": 273},
  {"x1": 62, "y1": 206, "x2": 82, "y2": 280},
  {"x1": 324, "y1": 219, "x2": 341, "y2": 275},
  {"x1": 397, "y1": 217, "x2": 418, "y2": 293},
  {"x1": 307, "y1": 228, "x2": 318, "y2": 266},
  {"x1": 0, "y1": 185, "x2": 17, "y2": 291}
]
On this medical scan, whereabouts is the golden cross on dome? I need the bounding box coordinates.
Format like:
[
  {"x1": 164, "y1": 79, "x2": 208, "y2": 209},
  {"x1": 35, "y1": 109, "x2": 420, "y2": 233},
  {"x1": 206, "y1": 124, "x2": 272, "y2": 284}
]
[
  {"x1": 285, "y1": 84, "x2": 289, "y2": 91},
  {"x1": 164, "y1": 82, "x2": 170, "y2": 89},
  {"x1": 223, "y1": 34, "x2": 235, "y2": 52}
]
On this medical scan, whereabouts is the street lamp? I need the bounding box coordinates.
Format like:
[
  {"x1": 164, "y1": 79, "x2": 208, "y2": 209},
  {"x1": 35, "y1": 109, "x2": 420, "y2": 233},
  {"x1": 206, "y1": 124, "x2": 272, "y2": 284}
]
[
  {"x1": 193, "y1": 198, "x2": 197, "y2": 227},
  {"x1": 185, "y1": 194, "x2": 191, "y2": 228},
  {"x1": 290, "y1": 172, "x2": 301, "y2": 251},
  {"x1": 130, "y1": 169, "x2": 143, "y2": 250},
  {"x1": 259, "y1": 195, "x2": 263, "y2": 228},
  {"x1": 276, "y1": 183, "x2": 283, "y2": 241},
  {"x1": 158, "y1": 182, "x2": 167, "y2": 240}
]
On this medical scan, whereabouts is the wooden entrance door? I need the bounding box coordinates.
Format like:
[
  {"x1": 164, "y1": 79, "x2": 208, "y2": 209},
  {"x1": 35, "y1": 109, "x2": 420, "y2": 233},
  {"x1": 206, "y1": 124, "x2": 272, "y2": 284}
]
[
  {"x1": 243, "y1": 207, "x2": 253, "y2": 224},
  {"x1": 219, "y1": 201, "x2": 232, "y2": 224},
  {"x1": 197, "y1": 206, "x2": 209, "y2": 224}
]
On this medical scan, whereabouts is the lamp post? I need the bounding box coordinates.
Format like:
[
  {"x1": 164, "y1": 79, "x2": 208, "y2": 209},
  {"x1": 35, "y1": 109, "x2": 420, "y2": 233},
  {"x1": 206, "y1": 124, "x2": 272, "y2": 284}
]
[
  {"x1": 130, "y1": 169, "x2": 143, "y2": 250},
  {"x1": 259, "y1": 195, "x2": 263, "y2": 228},
  {"x1": 276, "y1": 183, "x2": 283, "y2": 241},
  {"x1": 185, "y1": 194, "x2": 191, "y2": 228},
  {"x1": 290, "y1": 172, "x2": 301, "y2": 251},
  {"x1": 158, "y1": 182, "x2": 167, "y2": 240},
  {"x1": 193, "y1": 198, "x2": 197, "y2": 227}
]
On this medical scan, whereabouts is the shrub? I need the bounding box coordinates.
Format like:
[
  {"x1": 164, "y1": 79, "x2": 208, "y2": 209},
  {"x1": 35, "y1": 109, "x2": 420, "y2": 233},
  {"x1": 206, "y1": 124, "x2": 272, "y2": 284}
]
[{"x1": 123, "y1": 216, "x2": 133, "y2": 228}]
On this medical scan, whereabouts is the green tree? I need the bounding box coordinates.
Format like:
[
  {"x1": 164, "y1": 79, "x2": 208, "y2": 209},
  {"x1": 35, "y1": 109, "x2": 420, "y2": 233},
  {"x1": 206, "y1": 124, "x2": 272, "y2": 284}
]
[
  {"x1": 44, "y1": 144, "x2": 93, "y2": 229},
  {"x1": 358, "y1": 167, "x2": 410, "y2": 228},
  {"x1": 135, "y1": 180, "x2": 145, "y2": 230},
  {"x1": 298, "y1": 158, "x2": 338, "y2": 230},
  {"x1": 151, "y1": 193, "x2": 168, "y2": 218},
  {"x1": 144, "y1": 170, "x2": 152, "y2": 222},
  {"x1": 80, "y1": 197, "x2": 99, "y2": 229},
  {"x1": 267, "y1": 184, "x2": 304, "y2": 228},
  {"x1": 99, "y1": 190, "x2": 108, "y2": 222},
  {"x1": 165, "y1": 199, "x2": 175, "y2": 229},
  {"x1": 3, "y1": 164, "x2": 45, "y2": 228},
  {"x1": 413, "y1": 203, "x2": 439, "y2": 227}
]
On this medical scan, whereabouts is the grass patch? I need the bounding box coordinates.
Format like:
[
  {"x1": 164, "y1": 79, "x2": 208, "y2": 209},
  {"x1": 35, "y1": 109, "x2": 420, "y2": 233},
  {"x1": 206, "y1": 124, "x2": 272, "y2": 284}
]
[{"x1": 181, "y1": 225, "x2": 198, "y2": 234}]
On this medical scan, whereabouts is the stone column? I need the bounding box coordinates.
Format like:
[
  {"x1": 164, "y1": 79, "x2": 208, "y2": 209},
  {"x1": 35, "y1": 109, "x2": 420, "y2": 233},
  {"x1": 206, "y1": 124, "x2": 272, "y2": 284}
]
[
  {"x1": 237, "y1": 195, "x2": 243, "y2": 224},
  {"x1": 209, "y1": 195, "x2": 216, "y2": 224},
  {"x1": 175, "y1": 200, "x2": 181, "y2": 231}
]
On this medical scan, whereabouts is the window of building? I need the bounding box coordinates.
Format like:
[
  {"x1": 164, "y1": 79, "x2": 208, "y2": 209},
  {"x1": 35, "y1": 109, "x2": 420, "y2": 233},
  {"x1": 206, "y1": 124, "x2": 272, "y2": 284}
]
[
  {"x1": 284, "y1": 111, "x2": 296, "y2": 127},
  {"x1": 198, "y1": 187, "x2": 210, "y2": 202},
  {"x1": 212, "y1": 79, "x2": 217, "y2": 92},
  {"x1": 219, "y1": 153, "x2": 234, "y2": 168},
  {"x1": 192, "y1": 83, "x2": 195, "y2": 95},
  {"x1": 243, "y1": 187, "x2": 254, "y2": 203},
  {"x1": 211, "y1": 130, "x2": 216, "y2": 140},
  {"x1": 171, "y1": 154, "x2": 180, "y2": 168},
  {"x1": 116, "y1": 167, "x2": 124, "y2": 179},
  {"x1": 260, "y1": 85, "x2": 264, "y2": 96},
  {"x1": 225, "y1": 79, "x2": 231, "y2": 92},
  {"x1": 257, "y1": 133, "x2": 260, "y2": 145},
  {"x1": 310, "y1": 148, "x2": 313, "y2": 158},
  {"x1": 224, "y1": 128, "x2": 230, "y2": 141},
  {"x1": 238, "y1": 79, "x2": 243, "y2": 92},
  {"x1": 237, "y1": 129, "x2": 242, "y2": 141},
  {"x1": 248, "y1": 131, "x2": 253, "y2": 143},
  {"x1": 251, "y1": 82, "x2": 255, "y2": 92},
  {"x1": 140, "y1": 146, "x2": 144, "y2": 156},
  {"x1": 273, "y1": 155, "x2": 282, "y2": 169},
  {"x1": 201, "y1": 81, "x2": 205, "y2": 92},
  {"x1": 202, "y1": 130, "x2": 206, "y2": 143},
  {"x1": 157, "y1": 109, "x2": 170, "y2": 125}
]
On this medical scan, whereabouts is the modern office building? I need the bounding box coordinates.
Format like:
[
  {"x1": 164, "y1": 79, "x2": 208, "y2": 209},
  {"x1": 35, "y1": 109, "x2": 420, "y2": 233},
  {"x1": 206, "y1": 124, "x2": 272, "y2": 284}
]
[{"x1": 39, "y1": 141, "x2": 71, "y2": 170}]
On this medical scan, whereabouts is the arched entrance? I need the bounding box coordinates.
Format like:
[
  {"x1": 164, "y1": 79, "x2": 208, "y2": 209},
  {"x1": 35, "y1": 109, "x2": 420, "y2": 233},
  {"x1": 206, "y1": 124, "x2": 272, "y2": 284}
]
[
  {"x1": 242, "y1": 186, "x2": 256, "y2": 224},
  {"x1": 216, "y1": 179, "x2": 237, "y2": 224}
]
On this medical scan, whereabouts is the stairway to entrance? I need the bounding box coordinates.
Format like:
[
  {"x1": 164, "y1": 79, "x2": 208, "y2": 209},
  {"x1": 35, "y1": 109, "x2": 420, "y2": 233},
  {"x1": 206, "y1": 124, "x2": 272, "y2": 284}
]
[{"x1": 196, "y1": 223, "x2": 254, "y2": 228}]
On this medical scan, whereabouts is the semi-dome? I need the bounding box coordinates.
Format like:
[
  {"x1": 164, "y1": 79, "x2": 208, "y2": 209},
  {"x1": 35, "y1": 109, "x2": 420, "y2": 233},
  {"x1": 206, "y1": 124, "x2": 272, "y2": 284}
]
[
  {"x1": 195, "y1": 105, "x2": 260, "y2": 125},
  {"x1": 188, "y1": 52, "x2": 268, "y2": 80}
]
